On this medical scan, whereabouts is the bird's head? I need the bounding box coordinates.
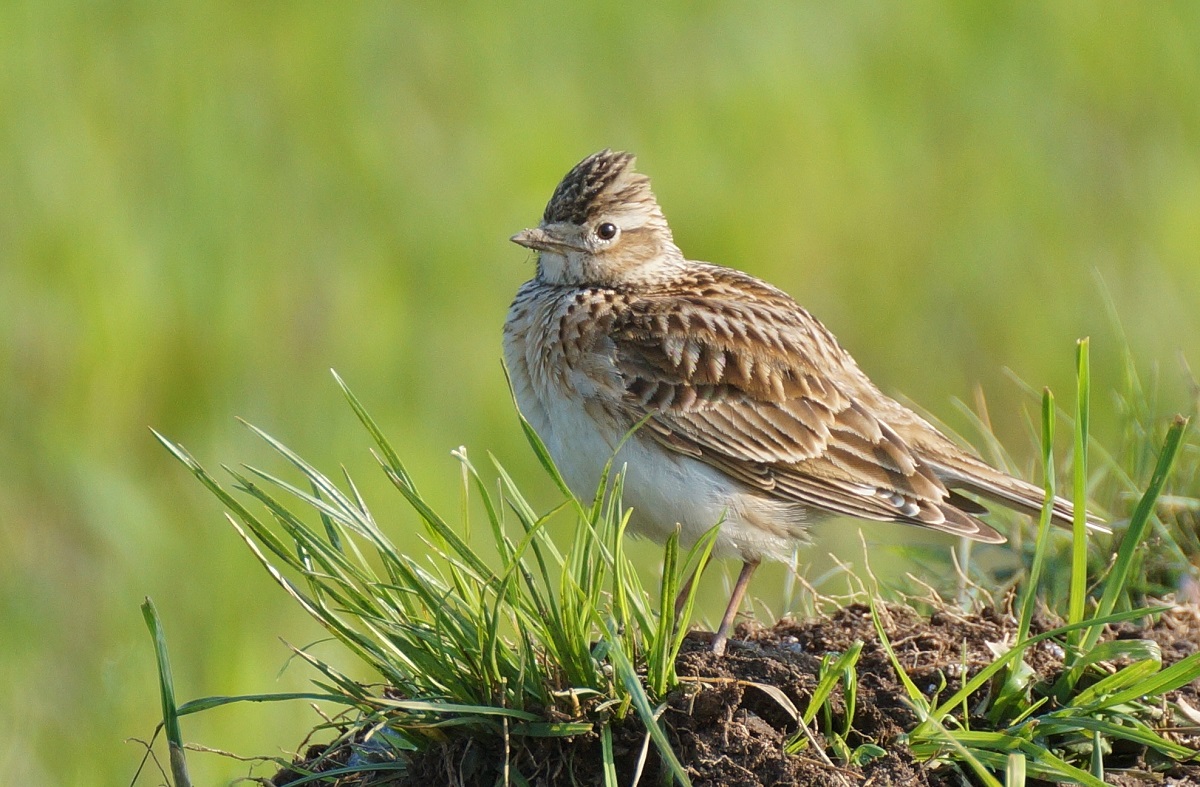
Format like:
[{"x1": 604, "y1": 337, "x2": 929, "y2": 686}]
[{"x1": 512, "y1": 150, "x2": 682, "y2": 287}]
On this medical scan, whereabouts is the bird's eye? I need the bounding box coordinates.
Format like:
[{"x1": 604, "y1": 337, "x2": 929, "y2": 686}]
[{"x1": 595, "y1": 222, "x2": 618, "y2": 241}]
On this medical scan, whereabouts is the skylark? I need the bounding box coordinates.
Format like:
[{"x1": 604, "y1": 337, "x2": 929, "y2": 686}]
[{"x1": 504, "y1": 149, "x2": 1096, "y2": 655}]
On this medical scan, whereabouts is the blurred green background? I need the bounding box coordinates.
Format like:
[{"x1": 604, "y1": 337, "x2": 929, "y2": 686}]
[{"x1": 2, "y1": 2, "x2": 1198, "y2": 784}]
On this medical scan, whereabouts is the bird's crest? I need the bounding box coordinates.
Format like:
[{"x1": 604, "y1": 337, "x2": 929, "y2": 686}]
[{"x1": 543, "y1": 149, "x2": 656, "y2": 225}]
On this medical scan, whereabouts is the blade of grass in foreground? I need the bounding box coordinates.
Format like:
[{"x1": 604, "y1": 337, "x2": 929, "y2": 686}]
[
  {"x1": 604, "y1": 616, "x2": 692, "y2": 787},
  {"x1": 600, "y1": 725, "x2": 619, "y2": 787},
  {"x1": 1076, "y1": 414, "x2": 1190, "y2": 659},
  {"x1": 991, "y1": 390, "x2": 1056, "y2": 725},
  {"x1": 1017, "y1": 388, "x2": 1056, "y2": 643},
  {"x1": 142, "y1": 597, "x2": 193, "y2": 787},
  {"x1": 1068, "y1": 338, "x2": 1089, "y2": 633},
  {"x1": 1006, "y1": 752, "x2": 1026, "y2": 787}
]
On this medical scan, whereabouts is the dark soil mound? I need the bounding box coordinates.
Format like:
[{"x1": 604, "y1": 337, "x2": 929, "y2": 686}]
[{"x1": 272, "y1": 605, "x2": 1200, "y2": 786}]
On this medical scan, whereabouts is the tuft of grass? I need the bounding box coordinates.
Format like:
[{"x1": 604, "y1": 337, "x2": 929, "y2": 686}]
[
  {"x1": 863, "y1": 349, "x2": 1199, "y2": 785},
  {"x1": 783, "y1": 639, "x2": 874, "y2": 766},
  {"x1": 150, "y1": 371, "x2": 717, "y2": 785}
]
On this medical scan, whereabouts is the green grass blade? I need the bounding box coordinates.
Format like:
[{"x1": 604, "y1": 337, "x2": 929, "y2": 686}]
[
  {"x1": 927, "y1": 731, "x2": 1108, "y2": 787},
  {"x1": 141, "y1": 597, "x2": 192, "y2": 787},
  {"x1": 310, "y1": 480, "x2": 343, "y2": 553},
  {"x1": 604, "y1": 618, "x2": 692, "y2": 787},
  {"x1": 500, "y1": 361, "x2": 575, "y2": 500},
  {"x1": 332, "y1": 369, "x2": 408, "y2": 484},
  {"x1": 668, "y1": 524, "x2": 719, "y2": 660},
  {"x1": 509, "y1": 722, "x2": 595, "y2": 737},
  {"x1": 278, "y1": 762, "x2": 410, "y2": 786},
  {"x1": 908, "y1": 717, "x2": 1004, "y2": 787},
  {"x1": 175, "y1": 692, "x2": 360, "y2": 715},
  {"x1": 647, "y1": 528, "x2": 682, "y2": 696},
  {"x1": 1006, "y1": 752, "x2": 1025, "y2": 787},
  {"x1": 841, "y1": 652, "x2": 859, "y2": 739},
  {"x1": 151, "y1": 429, "x2": 298, "y2": 562},
  {"x1": 600, "y1": 725, "x2": 619, "y2": 787},
  {"x1": 1018, "y1": 388, "x2": 1056, "y2": 643},
  {"x1": 369, "y1": 698, "x2": 541, "y2": 720},
  {"x1": 1087, "y1": 650, "x2": 1200, "y2": 712},
  {"x1": 802, "y1": 642, "x2": 863, "y2": 726},
  {"x1": 1037, "y1": 714, "x2": 1197, "y2": 759},
  {"x1": 868, "y1": 600, "x2": 928, "y2": 715},
  {"x1": 1068, "y1": 658, "x2": 1160, "y2": 710},
  {"x1": 1069, "y1": 338, "x2": 1089, "y2": 630},
  {"x1": 1084, "y1": 415, "x2": 1190, "y2": 652}
]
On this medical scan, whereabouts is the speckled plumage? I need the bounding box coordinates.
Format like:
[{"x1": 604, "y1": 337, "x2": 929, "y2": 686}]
[{"x1": 504, "y1": 150, "x2": 1096, "y2": 653}]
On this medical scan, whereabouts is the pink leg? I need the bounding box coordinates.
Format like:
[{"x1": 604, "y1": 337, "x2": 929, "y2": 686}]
[{"x1": 710, "y1": 560, "x2": 760, "y2": 656}]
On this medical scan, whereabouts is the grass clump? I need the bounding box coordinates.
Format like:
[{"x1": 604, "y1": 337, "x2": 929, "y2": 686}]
[
  {"x1": 866, "y1": 341, "x2": 1199, "y2": 786},
  {"x1": 147, "y1": 371, "x2": 713, "y2": 786}
]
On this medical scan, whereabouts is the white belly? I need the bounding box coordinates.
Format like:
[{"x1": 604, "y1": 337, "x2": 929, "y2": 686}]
[
  {"x1": 512, "y1": 355, "x2": 804, "y2": 561},
  {"x1": 503, "y1": 281, "x2": 810, "y2": 563}
]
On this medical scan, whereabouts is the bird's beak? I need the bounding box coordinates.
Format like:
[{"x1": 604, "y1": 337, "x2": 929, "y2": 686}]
[{"x1": 511, "y1": 227, "x2": 575, "y2": 253}]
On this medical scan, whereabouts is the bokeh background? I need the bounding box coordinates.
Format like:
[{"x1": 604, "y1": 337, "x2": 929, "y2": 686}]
[{"x1": 2, "y1": 3, "x2": 1199, "y2": 784}]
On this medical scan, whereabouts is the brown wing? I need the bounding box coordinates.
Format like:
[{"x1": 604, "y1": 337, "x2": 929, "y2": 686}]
[{"x1": 607, "y1": 267, "x2": 1005, "y2": 544}]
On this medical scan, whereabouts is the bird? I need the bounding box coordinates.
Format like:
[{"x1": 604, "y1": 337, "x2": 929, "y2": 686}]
[{"x1": 503, "y1": 149, "x2": 1099, "y2": 656}]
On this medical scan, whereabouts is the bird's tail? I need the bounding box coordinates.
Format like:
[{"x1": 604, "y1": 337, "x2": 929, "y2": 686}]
[{"x1": 927, "y1": 454, "x2": 1109, "y2": 533}]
